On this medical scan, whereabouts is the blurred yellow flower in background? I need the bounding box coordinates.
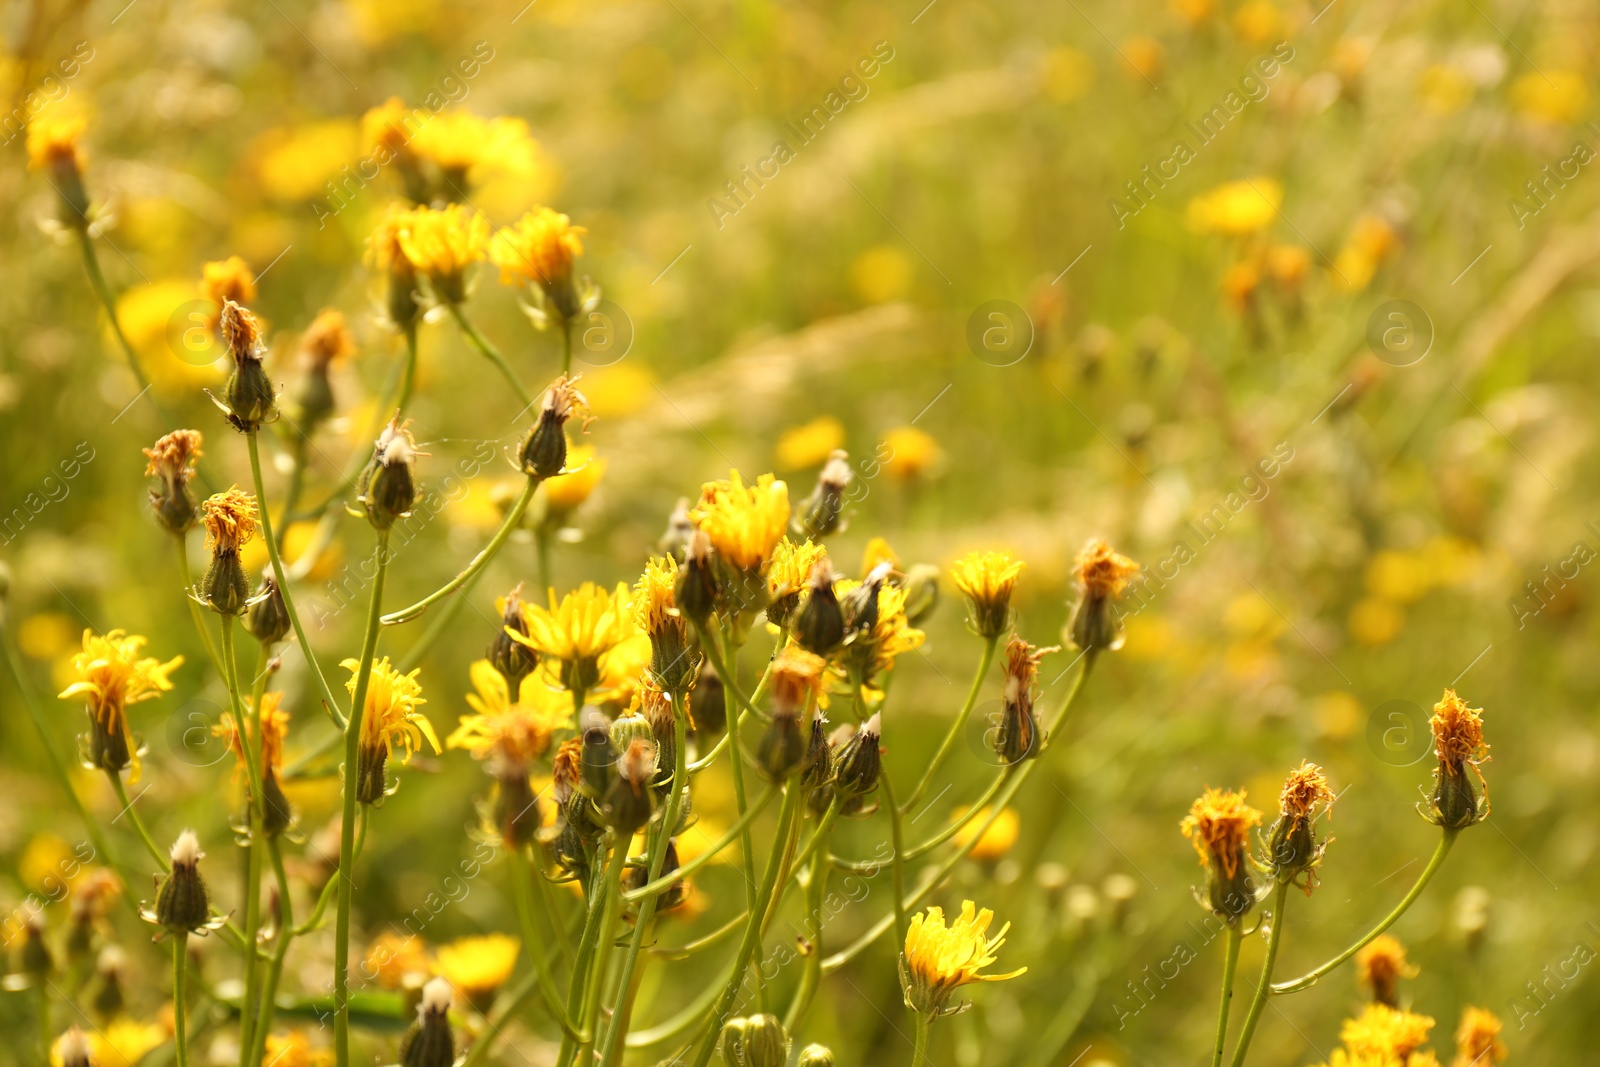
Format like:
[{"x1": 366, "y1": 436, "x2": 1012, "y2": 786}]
[
  {"x1": 879, "y1": 426, "x2": 942, "y2": 481},
  {"x1": 253, "y1": 121, "x2": 359, "y2": 201},
  {"x1": 542, "y1": 444, "x2": 606, "y2": 514},
  {"x1": 1119, "y1": 37, "x2": 1165, "y2": 85},
  {"x1": 1509, "y1": 70, "x2": 1589, "y2": 124},
  {"x1": 435, "y1": 933, "x2": 519, "y2": 1000},
  {"x1": 1231, "y1": 1, "x2": 1282, "y2": 45},
  {"x1": 775, "y1": 416, "x2": 845, "y2": 470},
  {"x1": 17, "y1": 612, "x2": 78, "y2": 660},
  {"x1": 88, "y1": 1019, "x2": 167, "y2": 1067},
  {"x1": 1348, "y1": 597, "x2": 1403, "y2": 646},
  {"x1": 1042, "y1": 47, "x2": 1095, "y2": 103},
  {"x1": 112, "y1": 280, "x2": 224, "y2": 394},
  {"x1": 1331, "y1": 214, "x2": 1399, "y2": 291},
  {"x1": 952, "y1": 807, "x2": 1020, "y2": 860},
  {"x1": 1419, "y1": 64, "x2": 1475, "y2": 115},
  {"x1": 850, "y1": 245, "x2": 913, "y2": 304},
  {"x1": 1187, "y1": 179, "x2": 1282, "y2": 235}
]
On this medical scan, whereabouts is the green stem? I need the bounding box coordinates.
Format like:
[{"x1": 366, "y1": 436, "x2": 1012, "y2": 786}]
[
  {"x1": 174, "y1": 537, "x2": 223, "y2": 677},
  {"x1": 333, "y1": 534, "x2": 389, "y2": 1067},
  {"x1": 507, "y1": 843, "x2": 578, "y2": 1037},
  {"x1": 107, "y1": 770, "x2": 170, "y2": 873},
  {"x1": 560, "y1": 316, "x2": 573, "y2": 377},
  {"x1": 399, "y1": 324, "x2": 419, "y2": 415},
  {"x1": 689, "y1": 785, "x2": 803, "y2": 1067},
  {"x1": 173, "y1": 932, "x2": 191, "y2": 1067},
  {"x1": 621, "y1": 784, "x2": 776, "y2": 903},
  {"x1": 34, "y1": 986, "x2": 49, "y2": 1067},
  {"x1": 1228, "y1": 883, "x2": 1288, "y2": 1067},
  {"x1": 447, "y1": 302, "x2": 532, "y2": 407},
  {"x1": 702, "y1": 627, "x2": 760, "y2": 950},
  {"x1": 882, "y1": 771, "x2": 910, "y2": 951},
  {"x1": 600, "y1": 691, "x2": 691, "y2": 1065},
  {"x1": 221, "y1": 619, "x2": 267, "y2": 1059},
  {"x1": 900, "y1": 635, "x2": 996, "y2": 813},
  {"x1": 381, "y1": 478, "x2": 537, "y2": 625},
  {"x1": 1271, "y1": 829, "x2": 1459, "y2": 994},
  {"x1": 249, "y1": 838, "x2": 296, "y2": 1067},
  {"x1": 783, "y1": 817, "x2": 833, "y2": 1033},
  {"x1": 556, "y1": 840, "x2": 627, "y2": 1067},
  {"x1": 248, "y1": 433, "x2": 347, "y2": 730},
  {"x1": 1213, "y1": 926, "x2": 1243, "y2": 1067},
  {"x1": 577, "y1": 842, "x2": 630, "y2": 1064},
  {"x1": 1, "y1": 619, "x2": 139, "y2": 921},
  {"x1": 912, "y1": 1011, "x2": 931, "y2": 1065}
]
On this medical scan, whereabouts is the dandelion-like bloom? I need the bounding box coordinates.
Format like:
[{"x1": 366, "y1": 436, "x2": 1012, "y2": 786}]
[
  {"x1": 363, "y1": 931, "x2": 431, "y2": 990},
  {"x1": 367, "y1": 206, "x2": 421, "y2": 331},
  {"x1": 634, "y1": 556, "x2": 699, "y2": 693},
  {"x1": 411, "y1": 112, "x2": 538, "y2": 187},
  {"x1": 996, "y1": 635, "x2": 1055, "y2": 765},
  {"x1": 836, "y1": 577, "x2": 926, "y2": 680},
  {"x1": 490, "y1": 206, "x2": 588, "y2": 318},
  {"x1": 199, "y1": 257, "x2": 257, "y2": 317},
  {"x1": 900, "y1": 900, "x2": 1027, "y2": 1017},
  {"x1": 1186, "y1": 178, "x2": 1282, "y2": 235},
  {"x1": 59, "y1": 629, "x2": 182, "y2": 780},
  {"x1": 879, "y1": 426, "x2": 942, "y2": 481},
  {"x1": 1356, "y1": 935, "x2": 1417, "y2": 1007},
  {"x1": 448, "y1": 660, "x2": 569, "y2": 847},
  {"x1": 143, "y1": 429, "x2": 204, "y2": 535},
  {"x1": 950, "y1": 550, "x2": 1025, "y2": 639},
  {"x1": 689, "y1": 470, "x2": 791, "y2": 574},
  {"x1": 1340, "y1": 1004, "x2": 1436, "y2": 1062},
  {"x1": 1181, "y1": 787, "x2": 1262, "y2": 923},
  {"x1": 1069, "y1": 538, "x2": 1141, "y2": 652},
  {"x1": 435, "y1": 933, "x2": 519, "y2": 1005},
  {"x1": 199, "y1": 487, "x2": 260, "y2": 615},
  {"x1": 213, "y1": 692, "x2": 294, "y2": 835},
  {"x1": 1265, "y1": 760, "x2": 1336, "y2": 892},
  {"x1": 342, "y1": 658, "x2": 439, "y2": 804},
  {"x1": 26, "y1": 112, "x2": 86, "y2": 171},
  {"x1": 300, "y1": 309, "x2": 355, "y2": 367},
  {"x1": 1425, "y1": 688, "x2": 1491, "y2": 829},
  {"x1": 758, "y1": 646, "x2": 828, "y2": 781},
  {"x1": 766, "y1": 538, "x2": 827, "y2": 629},
  {"x1": 396, "y1": 204, "x2": 488, "y2": 304},
  {"x1": 1452, "y1": 1007, "x2": 1505, "y2": 1067},
  {"x1": 87, "y1": 1018, "x2": 168, "y2": 1067},
  {"x1": 361, "y1": 97, "x2": 417, "y2": 158},
  {"x1": 507, "y1": 582, "x2": 637, "y2": 694}
]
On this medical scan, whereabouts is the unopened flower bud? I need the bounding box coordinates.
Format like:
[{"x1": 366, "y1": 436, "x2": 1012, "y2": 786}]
[
  {"x1": 719, "y1": 1013, "x2": 791, "y2": 1067},
  {"x1": 489, "y1": 586, "x2": 539, "y2": 690},
  {"x1": 1423, "y1": 689, "x2": 1491, "y2": 830},
  {"x1": 792, "y1": 563, "x2": 845, "y2": 656},
  {"x1": 1264, "y1": 762, "x2": 1335, "y2": 889},
  {"x1": 217, "y1": 301, "x2": 277, "y2": 433},
  {"x1": 143, "y1": 430, "x2": 204, "y2": 535},
  {"x1": 54, "y1": 1028, "x2": 92, "y2": 1067},
  {"x1": 1068, "y1": 539, "x2": 1140, "y2": 653},
  {"x1": 676, "y1": 530, "x2": 719, "y2": 626},
  {"x1": 244, "y1": 572, "x2": 291, "y2": 646},
  {"x1": 357, "y1": 418, "x2": 422, "y2": 531},
  {"x1": 801, "y1": 711, "x2": 832, "y2": 791},
  {"x1": 152, "y1": 831, "x2": 213, "y2": 934},
  {"x1": 794, "y1": 451, "x2": 852, "y2": 540},
  {"x1": 400, "y1": 977, "x2": 456, "y2": 1067},
  {"x1": 579, "y1": 711, "x2": 614, "y2": 799},
  {"x1": 200, "y1": 488, "x2": 259, "y2": 616},
  {"x1": 290, "y1": 309, "x2": 353, "y2": 429},
  {"x1": 603, "y1": 738, "x2": 657, "y2": 836},
  {"x1": 996, "y1": 637, "x2": 1054, "y2": 765},
  {"x1": 18, "y1": 911, "x2": 52, "y2": 979},
  {"x1": 90, "y1": 946, "x2": 126, "y2": 1022},
  {"x1": 519, "y1": 375, "x2": 590, "y2": 479},
  {"x1": 832, "y1": 714, "x2": 882, "y2": 799},
  {"x1": 758, "y1": 648, "x2": 826, "y2": 782},
  {"x1": 900, "y1": 563, "x2": 941, "y2": 626},
  {"x1": 797, "y1": 1045, "x2": 835, "y2": 1067},
  {"x1": 691, "y1": 665, "x2": 727, "y2": 738},
  {"x1": 1181, "y1": 789, "x2": 1261, "y2": 926}
]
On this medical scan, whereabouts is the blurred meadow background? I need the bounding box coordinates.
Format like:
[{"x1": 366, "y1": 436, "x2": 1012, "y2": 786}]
[{"x1": 3, "y1": 0, "x2": 1600, "y2": 1064}]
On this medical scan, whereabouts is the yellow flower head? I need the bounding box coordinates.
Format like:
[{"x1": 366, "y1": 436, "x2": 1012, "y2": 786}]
[
  {"x1": 861, "y1": 536, "x2": 900, "y2": 575},
  {"x1": 1278, "y1": 760, "x2": 1335, "y2": 834},
  {"x1": 143, "y1": 429, "x2": 204, "y2": 485},
  {"x1": 261, "y1": 1032, "x2": 332, "y2": 1067},
  {"x1": 1340, "y1": 1004, "x2": 1436, "y2": 1061},
  {"x1": 775, "y1": 416, "x2": 846, "y2": 470},
  {"x1": 300, "y1": 309, "x2": 355, "y2": 369},
  {"x1": 489, "y1": 206, "x2": 587, "y2": 288},
  {"x1": 342, "y1": 657, "x2": 439, "y2": 760},
  {"x1": 435, "y1": 933, "x2": 520, "y2": 1000},
  {"x1": 396, "y1": 204, "x2": 489, "y2": 295},
  {"x1": 951, "y1": 807, "x2": 1020, "y2": 861},
  {"x1": 448, "y1": 659, "x2": 572, "y2": 765},
  {"x1": 1187, "y1": 178, "x2": 1282, "y2": 235},
  {"x1": 1452, "y1": 1007, "x2": 1506, "y2": 1066},
  {"x1": 633, "y1": 556, "x2": 681, "y2": 635},
  {"x1": 412, "y1": 112, "x2": 538, "y2": 182},
  {"x1": 59, "y1": 628, "x2": 182, "y2": 743},
  {"x1": 835, "y1": 578, "x2": 927, "y2": 676},
  {"x1": 508, "y1": 582, "x2": 637, "y2": 691},
  {"x1": 880, "y1": 426, "x2": 942, "y2": 481},
  {"x1": 767, "y1": 538, "x2": 828, "y2": 602},
  {"x1": 27, "y1": 112, "x2": 86, "y2": 171},
  {"x1": 1431, "y1": 689, "x2": 1488, "y2": 773},
  {"x1": 770, "y1": 645, "x2": 827, "y2": 717},
  {"x1": 1075, "y1": 538, "x2": 1140, "y2": 598},
  {"x1": 360, "y1": 97, "x2": 416, "y2": 156},
  {"x1": 202, "y1": 487, "x2": 260, "y2": 555},
  {"x1": 200, "y1": 257, "x2": 258, "y2": 311},
  {"x1": 901, "y1": 900, "x2": 1027, "y2": 1016},
  {"x1": 1356, "y1": 935, "x2": 1417, "y2": 1006},
  {"x1": 689, "y1": 470, "x2": 790, "y2": 572},
  {"x1": 363, "y1": 931, "x2": 431, "y2": 989},
  {"x1": 212, "y1": 691, "x2": 292, "y2": 780},
  {"x1": 542, "y1": 444, "x2": 605, "y2": 512},
  {"x1": 1180, "y1": 788, "x2": 1261, "y2": 878},
  {"x1": 951, "y1": 550, "x2": 1025, "y2": 638},
  {"x1": 366, "y1": 206, "x2": 413, "y2": 274}
]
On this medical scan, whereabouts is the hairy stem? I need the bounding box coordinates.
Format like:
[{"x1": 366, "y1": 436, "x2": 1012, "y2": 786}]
[
  {"x1": 1228, "y1": 882, "x2": 1289, "y2": 1067},
  {"x1": 1213, "y1": 925, "x2": 1243, "y2": 1067}
]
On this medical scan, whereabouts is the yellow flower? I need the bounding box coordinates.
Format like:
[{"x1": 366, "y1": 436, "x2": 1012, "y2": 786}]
[
  {"x1": 299, "y1": 309, "x2": 355, "y2": 368},
  {"x1": 880, "y1": 426, "x2": 942, "y2": 481},
  {"x1": 27, "y1": 112, "x2": 86, "y2": 171},
  {"x1": 1341, "y1": 1004, "x2": 1436, "y2": 1061},
  {"x1": 365, "y1": 205, "x2": 413, "y2": 274},
  {"x1": 1356, "y1": 935, "x2": 1418, "y2": 1006},
  {"x1": 849, "y1": 245, "x2": 913, "y2": 303},
  {"x1": 541, "y1": 444, "x2": 605, "y2": 513},
  {"x1": 1075, "y1": 538, "x2": 1139, "y2": 598},
  {"x1": 767, "y1": 537, "x2": 828, "y2": 603},
  {"x1": 688, "y1": 470, "x2": 790, "y2": 572},
  {"x1": 508, "y1": 582, "x2": 638, "y2": 692},
  {"x1": 596, "y1": 633, "x2": 653, "y2": 706},
  {"x1": 1419, "y1": 64, "x2": 1474, "y2": 115},
  {"x1": 363, "y1": 931, "x2": 431, "y2": 989},
  {"x1": 489, "y1": 206, "x2": 587, "y2": 288},
  {"x1": 342, "y1": 657, "x2": 439, "y2": 761},
  {"x1": 59, "y1": 629, "x2": 183, "y2": 782},
  {"x1": 435, "y1": 933, "x2": 519, "y2": 1001},
  {"x1": 448, "y1": 660, "x2": 572, "y2": 764},
  {"x1": 1120, "y1": 36, "x2": 1165, "y2": 83},
  {"x1": 1430, "y1": 688, "x2": 1489, "y2": 775},
  {"x1": 951, "y1": 807, "x2": 1020, "y2": 861},
  {"x1": 212, "y1": 691, "x2": 292, "y2": 780},
  {"x1": 861, "y1": 537, "x2": 900, "y2": 575},
  {"x1": 201, "y1": 487, "x2": 259, "y2": 554},
  {"x1": 396, "y1": 204, "x2": 489, "y2": 300},
  {"x1": 412, "y1": 113, "x2": 540, "y2": 185},
  {"x1": 1186, "y1": 178, "x2": 1282, "y2": 235},
  {"x1": 901, "y1": 900, "x2": 1027, "y2": 1016},
  {"x1": 835, "y1": 578, "x2": 926, "y2": 675},
  {"x1": 633, "y1": 556, "x2": 681, "y2": 635},
  {"x1": 1180, "y1": 787, "x2": 1261, "y2": 878},
  {"x1": 950, "y1": 550, "x2": 1025, "y2": 638},
  {"x1": 1452, "y1": 1007, "x2": 1506, "y2": 1066},
  {"x1": 253, "y1": 120, "x2": 357, "y2": 201},
  {"x1": 775, "y1": 417, "x2": 845, "y2": 470},
  {"x1": 261, "y1": 1032, "x2": 332, "y2": 1067},
  {"x1": 200, "y1": 257, "x2": 257, "y2": 312},
  {"x1": 1230, "y1": 0, "x2": 1281, "y2": 43},
  {"x1": 361, "y1": 97, "x2": 416, "y2": 157},
  {"x1": 1332, "y1": 213, "x2": 1399, "y2": 291},
  {"x1": 1510, "y1": 70, "x2": 1588, "y2": 124},
  {"x1": 88, "y1": 1018, "x2": 166, "y2": 1067}
]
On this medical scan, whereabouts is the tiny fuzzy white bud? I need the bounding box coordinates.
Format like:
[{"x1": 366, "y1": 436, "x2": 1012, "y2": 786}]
[
  {"x1": 818, "y1": 451, "x2": 852, "y2": 488},
  {"x1": 863, "y1": 561, "x2": 893, "y2": 587},
  {"x1": 57, "y1": 1028, "x2": 91, "y2": 1067},
  {"x1": 861, "y1": 712, "x2": 882, "y2": 738},
  {"x1": 420, "y1": 976, "x2": 453, "y2": 1014},
  {"x1": 97, "y1": 944, "x2": 127, "y2": 973},
  {"x1": 170, "y1": 829, "x2": 202, "y2": 867}
]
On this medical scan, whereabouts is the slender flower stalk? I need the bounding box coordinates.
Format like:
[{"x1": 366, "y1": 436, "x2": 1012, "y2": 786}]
[
  {"x1": 382, "y1": 478, "x2": 537, "y2": 624},
  {"x1": 1227, "y1": 881, "x2": 1290, "y2": 1067},
  {"x1": 1212, "y1": 926, "x2": 1244, "y2": 1067},
  {"x1": 900, "y1": 633, "x2": 998, "y2": 813}
]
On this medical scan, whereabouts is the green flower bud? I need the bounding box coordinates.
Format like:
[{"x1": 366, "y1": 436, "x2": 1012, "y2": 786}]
[
  {"x1": 151, "y1": 832, "x2": 213, "y2": 934},
  {"x1": 794, "y1": 451, "x2": 852, "y2": 541},
  {"x1": 399, "y1": 978, "x2": 456, "y2": 1067},
  {"x1": 719, "y1": 1014, "x2": 791, "y2": 1067},
  {"x1": 244, "y1": 572, "x2": 291, "y2": 644},
  {"x1": 217, "y1": 301, "x2": 278, "y2": 433},
  {"x1": 357, "y1": 419, "x2": 421, "y2": 531},
  {"x1": 797, "y1": 1045, "x2": 835, "y2": 1067}
]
